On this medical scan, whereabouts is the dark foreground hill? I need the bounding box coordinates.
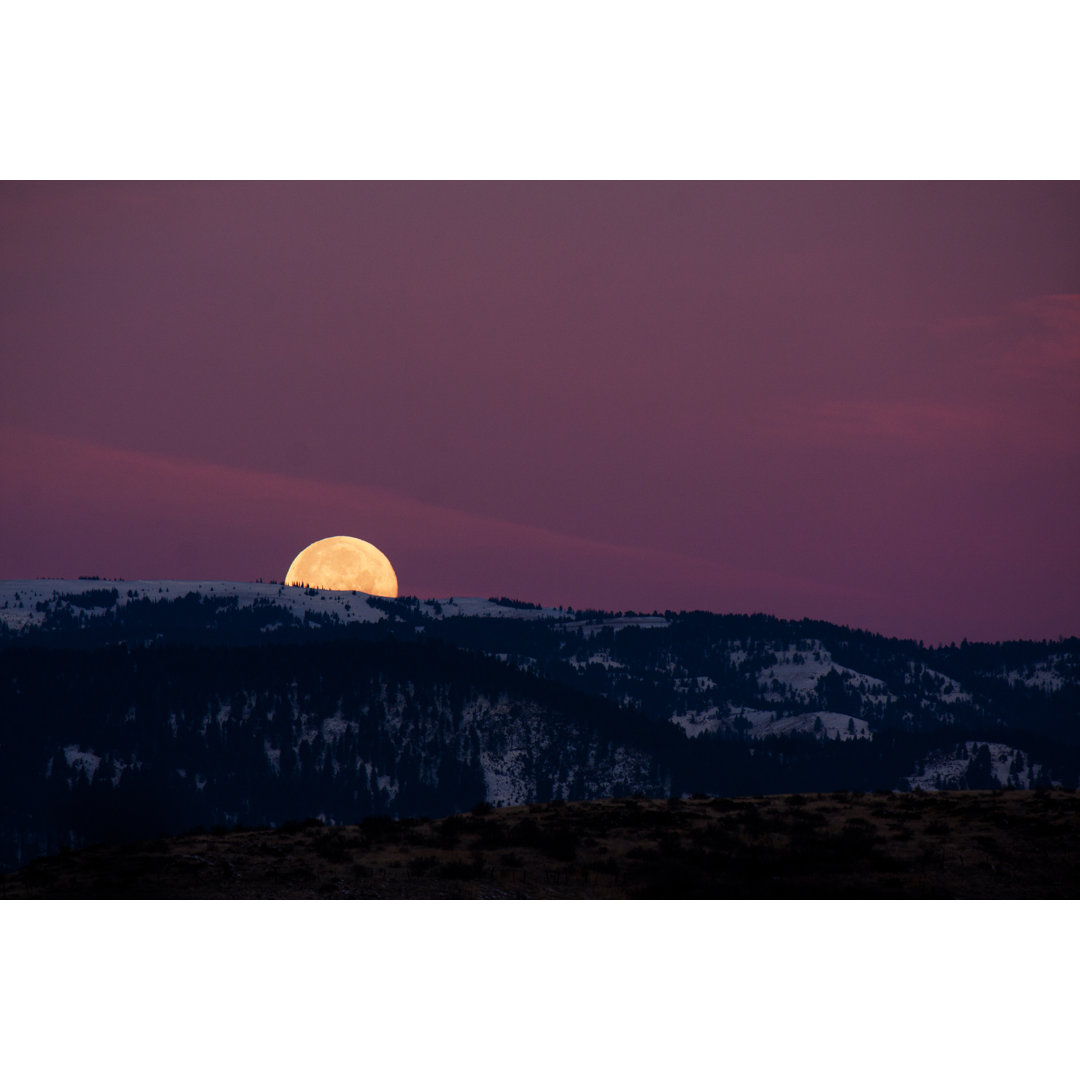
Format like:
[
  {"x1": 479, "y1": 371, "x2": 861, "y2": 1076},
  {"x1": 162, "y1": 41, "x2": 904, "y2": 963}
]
[{"x1": 5, "y1": 790, "x2": 1079, "y2": 899}]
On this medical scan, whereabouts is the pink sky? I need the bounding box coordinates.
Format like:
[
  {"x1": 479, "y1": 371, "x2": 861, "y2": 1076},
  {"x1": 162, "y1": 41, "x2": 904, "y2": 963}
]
[{"x1": 2, "y1": 182, "x2": 1077, "y2": 643}]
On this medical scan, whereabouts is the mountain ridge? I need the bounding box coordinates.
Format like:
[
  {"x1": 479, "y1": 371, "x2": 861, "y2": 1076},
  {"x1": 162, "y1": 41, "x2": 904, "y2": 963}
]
[{"x1": 1, "y1": 579, "x2": 1077, "y2": 874}]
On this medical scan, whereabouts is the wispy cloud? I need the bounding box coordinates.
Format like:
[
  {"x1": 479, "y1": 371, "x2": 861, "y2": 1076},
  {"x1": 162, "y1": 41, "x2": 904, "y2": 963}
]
[
  {"x1": 0, "y1": 426, "x2": 883, "y2": 620},
  {"x1": 930, "y1": 293, "x2": 1080, "y2": 381},
  {"x1": 764, "y1": 294, "x2": 1080, "y2": 455}
]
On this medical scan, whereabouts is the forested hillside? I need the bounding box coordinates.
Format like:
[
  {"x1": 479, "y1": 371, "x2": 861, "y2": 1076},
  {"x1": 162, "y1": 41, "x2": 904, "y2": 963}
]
[{"x1": 1, "y1": 581, "x2": 1077, "y2": 872}]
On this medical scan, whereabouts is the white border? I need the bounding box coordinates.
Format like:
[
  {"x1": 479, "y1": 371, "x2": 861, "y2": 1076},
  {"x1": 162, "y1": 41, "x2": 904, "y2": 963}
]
[{"x1": 3, "y1": 2, "x2": 1077, "y2": 177}]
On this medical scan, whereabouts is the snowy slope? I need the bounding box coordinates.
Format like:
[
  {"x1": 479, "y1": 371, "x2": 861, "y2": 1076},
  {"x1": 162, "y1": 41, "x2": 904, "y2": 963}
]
[
  {"x1": 0, "y1": 579, "x2": 569, "y2": 632},
  {"x1": 670, "y1": 707, "x2": 870, "y2": 741},
  {"x1": 0, "y1": 579, "x2": 382, "y2": 630},
  {"x1": 906, "y1": 742, "x2": 1051, "y2": 790},
  {"x1": 748, "y1": 710, "x2": 870, "y2": 740},
  {"x1": 416, "y1": 596, "x2": 568, "y2": 620},
  {"x1": 1007, "y1": 661, "x2": 1067, "y2": 694},
  {"x1": 757, "y1": 644, "x2": 890, "y2": 704},
  {"x1": 563, "y1": 615, "x2": 671, "y2": 637}
]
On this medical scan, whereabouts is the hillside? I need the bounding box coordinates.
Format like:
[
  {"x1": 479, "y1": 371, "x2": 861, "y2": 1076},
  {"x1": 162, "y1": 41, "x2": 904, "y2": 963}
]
[
  {"x1": 1, "y1": 579, "x2": 1078, "y2": 875},
  {"x1": 5, "y1": 791, "x2": 1079, "y2": 899}
]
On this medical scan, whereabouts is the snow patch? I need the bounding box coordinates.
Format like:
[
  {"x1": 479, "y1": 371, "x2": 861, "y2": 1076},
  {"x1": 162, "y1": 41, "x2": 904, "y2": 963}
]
[
  {"x1": 699, "y1": 709, "x2": 870, "y2": 741},
  {"x1": 568, "y1": 650, "x2": 625, "y2": 671},
  {"x1": 567, "y1": 615, "x2": 670, "y2": 638},
  {"x1": 906, "y1": 742, "x2": 1044, "y2": 790},
  {"x1": 754, "y1": 711, "x2": 870, "y2": 741},
  {"x1": 64, "y1": 745, "x2": 101, "y2": 780},
  {"x1": 668, "y1": 710, "x2": 726, "y2": 737},
  {"x1": 321, "y1": 714, "x2": 353, "y2": 739},
  {"x1": 425, "y1": 597, "x2": 566, "y2": 620},
  {"x1": 1007, "y1": 663, "x2": 1066, "y2": 693}
]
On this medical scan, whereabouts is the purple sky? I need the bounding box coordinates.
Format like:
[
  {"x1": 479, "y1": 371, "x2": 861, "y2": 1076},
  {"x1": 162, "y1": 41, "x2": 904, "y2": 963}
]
[{"x1": 2, "y1": 182, "x2": 1078, "y2": 643}]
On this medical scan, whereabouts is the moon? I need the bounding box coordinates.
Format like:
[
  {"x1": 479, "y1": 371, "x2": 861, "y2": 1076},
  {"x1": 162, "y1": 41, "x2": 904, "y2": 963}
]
[{"x1": 284, "y1": 536, "x2": 398, "y2": 596}]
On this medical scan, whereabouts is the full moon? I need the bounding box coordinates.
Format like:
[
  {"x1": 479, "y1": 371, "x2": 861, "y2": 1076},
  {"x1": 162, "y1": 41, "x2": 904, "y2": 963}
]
[{"x1": 284, "y1": 536, "x2": 398, "y2": 596}]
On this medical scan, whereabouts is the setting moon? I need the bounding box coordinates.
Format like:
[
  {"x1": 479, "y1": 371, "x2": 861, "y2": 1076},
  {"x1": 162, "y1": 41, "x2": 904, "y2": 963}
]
[{"x1": 284, "y1": 536, "x2": 398, "y2": 596}]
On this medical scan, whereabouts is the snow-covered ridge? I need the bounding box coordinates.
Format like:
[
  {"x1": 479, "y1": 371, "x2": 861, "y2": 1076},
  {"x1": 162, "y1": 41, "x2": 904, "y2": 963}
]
[
  {"x1": 415, "y1": 596, "x2": 569, "y2": 621},
  {"x1": 0, "y1": 579, "x2": 384, "y2": 630},
  {"x1": 562, "y1": 615, "x2": 671, "y2": 637},
  {"x1": 0, "y1": 580, "x2": 571, "y2": 631}
]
